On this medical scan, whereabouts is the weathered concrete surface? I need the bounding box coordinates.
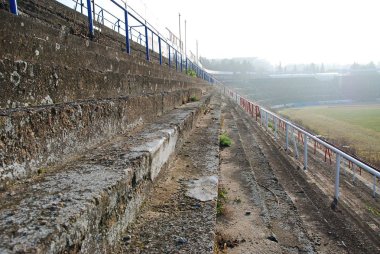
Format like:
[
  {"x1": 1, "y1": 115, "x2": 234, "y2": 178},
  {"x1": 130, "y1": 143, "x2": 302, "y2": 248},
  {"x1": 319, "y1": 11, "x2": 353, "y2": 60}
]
[
  {"x1": 0, "y1": 89, "x2": 201, "y2": 186},
  {"x1": 0, "y1": 55, "x2": 204, "y2": 108},
  {"x1": 0, "y1": 94, "x2": 212, "y2": 253},
  {"x1": 121, "y1": 94, "x2": 220, "y2": 253},
  {"x1": 0, "y1": 10, "x2": 208, "y2": 108}
]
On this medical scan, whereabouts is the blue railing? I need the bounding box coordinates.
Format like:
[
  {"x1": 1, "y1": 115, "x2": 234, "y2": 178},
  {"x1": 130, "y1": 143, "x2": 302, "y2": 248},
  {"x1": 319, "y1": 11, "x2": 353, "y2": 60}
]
[{"x1": 6, "y1": 0, "x2": 215, "y2": 84}]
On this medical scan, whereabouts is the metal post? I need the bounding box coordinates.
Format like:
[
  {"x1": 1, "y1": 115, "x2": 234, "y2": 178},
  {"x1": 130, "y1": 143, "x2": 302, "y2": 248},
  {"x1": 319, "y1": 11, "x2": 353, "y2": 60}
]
[
  {"x1": 86, "y1": 0, "x2": 94, "y2": 37},
  {"x1": 180, "y1": 54, "x2": 183, "y2": 72},
  {"x1": 265, "y1": 112, "x2": 268, "y2": 130},
  {"x1": 274, "y1": 117, "x2": 278, "y2": 140},
  {"x1": 304, "y1": 135, "x2": 308, "y2": 170},
  {"x1": 186, "y1": 58, "x2": 188, "y2": 71},
  {"x1": 9, "y1": 0, "x2": 18, "y2": 15},
  {"x1": 293, "y1": 129, "x2": 299, "y2": 159},
  {"x1": 168, "y1": 46, "x2": 171, "y2": 68},
  {"x1": 144, "y1": 25, "x2": 150, "y2": 61},
  {"x1": 124, "y1": 10, "x2": 130, "y2": 54},
  {"x1": 285, "y1": 123, "x2": 289, "y2": 150},
  {"x1": 175, "y1": 51, "x2": 178, "y2": 71},
  {"x1": 151, "y1": 31, "x2": 154, "y2": 52},
  {"x1": 158, "y1": 37, "x2": 162, "y2": 65},
  {"x1": 373, "y1": 176, "x2": 377, "y2": 198},
  {"x1": 81, "y1": 0, "x2": 83, "y2": 14},
  {"x1": 334, "y1": 154, "x2": 341, "y2": 201}
]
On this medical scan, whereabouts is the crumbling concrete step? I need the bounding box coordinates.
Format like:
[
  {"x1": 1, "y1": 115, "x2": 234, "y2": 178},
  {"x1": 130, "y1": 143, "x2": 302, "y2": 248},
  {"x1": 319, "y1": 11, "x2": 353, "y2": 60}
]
[
  {"x1": 16, "y1": 0, "x2": 167, "y2": 64},
  {"x1": 0, "y1": 88, "x2": 201, "y2": 186},
  {"x1": 0, "y1": 55, "x2": 204, "y2": 108},
  {"x1": 0, "y1": 15, "x2": 193, "y2": 81},
  {"x1": 0, "y1": 93, "x2": 212, "y2": 253},
  {"x1": 120, "y1": 94, "x2": 221, "y2": 253}
]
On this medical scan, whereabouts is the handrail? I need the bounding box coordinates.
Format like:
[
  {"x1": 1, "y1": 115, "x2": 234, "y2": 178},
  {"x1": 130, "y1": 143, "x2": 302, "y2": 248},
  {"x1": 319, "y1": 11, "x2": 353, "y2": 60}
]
[{"x1": 221, "y1": 84, "x2": 379, "y2": 204}]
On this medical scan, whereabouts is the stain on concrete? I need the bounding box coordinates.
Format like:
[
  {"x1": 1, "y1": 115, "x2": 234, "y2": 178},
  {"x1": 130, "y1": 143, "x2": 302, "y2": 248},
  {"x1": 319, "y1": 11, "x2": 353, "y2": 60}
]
[
  {"x1": 10, "y1": 71, "x2": 20, "y2": 86},
  {"x1": 186, "y1": 175, "x2": 218, "y2": 201}
]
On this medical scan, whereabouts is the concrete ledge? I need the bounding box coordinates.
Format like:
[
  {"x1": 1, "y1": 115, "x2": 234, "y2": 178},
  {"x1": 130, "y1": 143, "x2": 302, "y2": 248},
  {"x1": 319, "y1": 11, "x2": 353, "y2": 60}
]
[
  {"x1": 0, "y1": 94, "x2": 211, "y2": 253},
  {"x1": 0, "y1": 89, "x2": 201, "y2": 185}
]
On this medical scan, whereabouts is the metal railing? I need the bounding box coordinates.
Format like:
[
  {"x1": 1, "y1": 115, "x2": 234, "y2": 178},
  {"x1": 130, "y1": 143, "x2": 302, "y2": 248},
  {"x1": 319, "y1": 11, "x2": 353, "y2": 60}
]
[
  {"x1": 220, "y1": 84, "x2": 380, "y2": 205},
  {"x1": 6, "y1": 0, "x2": 215, "y2": 84}
]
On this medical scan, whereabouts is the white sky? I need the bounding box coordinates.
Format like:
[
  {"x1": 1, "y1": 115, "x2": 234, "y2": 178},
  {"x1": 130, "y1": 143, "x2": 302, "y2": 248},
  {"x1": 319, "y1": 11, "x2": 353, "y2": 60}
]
[{"x1": 62, "y1": 0, "x2": 380, "y2": 65}]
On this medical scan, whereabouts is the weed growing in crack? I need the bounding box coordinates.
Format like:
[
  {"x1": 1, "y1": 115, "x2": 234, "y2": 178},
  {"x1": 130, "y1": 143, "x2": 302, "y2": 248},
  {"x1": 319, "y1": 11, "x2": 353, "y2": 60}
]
[
  {"x1": 217, "y1": 187, "x2": 228, "y2": 216},
  {"x1": 220, "y1": 133, "x2": 232, "y2": 147}
]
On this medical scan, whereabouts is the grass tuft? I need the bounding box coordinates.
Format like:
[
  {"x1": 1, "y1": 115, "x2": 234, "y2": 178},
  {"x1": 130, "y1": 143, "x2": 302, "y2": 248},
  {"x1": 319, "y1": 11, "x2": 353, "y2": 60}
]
[{"x1": 220, "y1": 133, "x2": 232, "y2": 147}]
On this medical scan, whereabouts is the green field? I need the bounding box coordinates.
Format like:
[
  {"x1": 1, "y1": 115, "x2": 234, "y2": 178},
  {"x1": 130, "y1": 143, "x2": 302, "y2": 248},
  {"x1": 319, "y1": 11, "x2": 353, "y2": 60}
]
[{"x1": 279, "y1": 104, "x2": 380, "y2": 166}]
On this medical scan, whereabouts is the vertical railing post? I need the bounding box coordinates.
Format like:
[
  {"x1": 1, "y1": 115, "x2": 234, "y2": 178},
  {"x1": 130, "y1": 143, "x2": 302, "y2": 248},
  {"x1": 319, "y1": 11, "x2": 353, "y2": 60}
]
[
  {"x1": 334, "y1": 154, "x2": 341, "y2": 204},
  {"x1": 373, "y1": 176, "x2": 377, "y2": 198},
  {"x1": 304, "y1": 134, "x2": 308, "y2": 170},
  {"x1": 158, "y1": 37, "x2": 162, "y2": 65},
  {"x1": 285, "y1": 123, "x2": 289, "y2": 150},
  {"x1": 124, "y1": 10, "x2": 130, "y2": 54},
  {"x1": 86, "y1": 0, "x2": 94, "y2": 37},
  {"x1": 144, "y1": 25, "x2": 150, "y2": 61},
  {"x1": 175, "y1": 51, "x2": 178, "y2": 71},
  {"x1": 80, "y1": 0, "x2": 83, "y2": 14},
  {"x1": 151, "y1": 31, "x2": 154, "y2": 52},
  {"x1": 180, "y1": 54, "x2": 183, "y2": 72},
  {"x1": 186, "y1": 58, "x2": 188, "y2": 72},
  {"x1": 9, "y1": 0, "x2": 18, "y2": 15},
  {"x1": 168, "y1": 46, "x2": 171, "y2": 68},
  {"x1": 274, "y1": 117, "x2": 278, "y2": 140},
  {"x1": 265, "y1": 112, "x2": 268, "y2": 130}
]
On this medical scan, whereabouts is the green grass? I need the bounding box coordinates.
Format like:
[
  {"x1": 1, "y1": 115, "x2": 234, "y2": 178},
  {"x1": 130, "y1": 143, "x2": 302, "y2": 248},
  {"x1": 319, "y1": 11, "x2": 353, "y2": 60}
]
[
  {"x1": 217, "y1": 187, "x2": 228, "y2": 216},
  {"x1": 189, "y1": 96, "x2": 199, "y2": 102},
  {"x1": 279, "y1": 104, "x2": 380, "y2": 165},
  {"x1": 219, "y1": 133, "x2": 232, "y2": 147}
]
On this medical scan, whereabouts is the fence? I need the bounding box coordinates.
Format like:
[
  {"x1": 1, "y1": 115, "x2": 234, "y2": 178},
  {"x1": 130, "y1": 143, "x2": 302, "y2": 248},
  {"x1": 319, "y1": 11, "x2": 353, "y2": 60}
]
[
  {"x1": 5, "y1": 0, "x2": 215, "y2": 84},
  {"x1": 221, "y1": 85, "x2": 380, "y2": 205}
]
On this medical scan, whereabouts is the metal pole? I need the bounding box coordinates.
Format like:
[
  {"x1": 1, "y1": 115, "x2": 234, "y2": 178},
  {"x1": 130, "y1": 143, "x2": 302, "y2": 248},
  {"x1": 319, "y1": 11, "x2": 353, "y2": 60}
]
[
  {"x1": 304, "y1": 135, "x2": 308, "y2": 170},
  {"x1": 373, "y1": 176, "x2": 377, "y2": 198},
  {"x1": 9, "y1": 0, "x2": 18, "y2": 15},
  {"x1": 180, "y1": 54, "x2": 183, "y2": 72},
  {"x1": 186, "y1": 57, "x2": 188, "y2": 71},
  {"x1": 285, "y1": 123, "x2": 289, "y2": 150},
  {"x1": 168, "y1": 46, "x2": 171, "y2": 68},
  {"x1": 274, "y1": 117, "x2": 278, "y2": 140},
  {"x1": 81, "y1": 0, "x2": 83, "y2": 14},
  {"x1": 175, "y1": 50, "x2": 178, "y2": 71},
  {"x1": 179, "y1": 13, "x2": 182, "y2": 52},
  {"x1": 144, "y1": 25, "x2": 150, "y2": 61},
  {"x1": 158, "y1": 37, "x2": 162, "y2": 65},
  {"x1": 151, "y1": 31, "x2": 154, "y2": 52},
  {"x1": 86, "y1": 0, "x2": 94, "y2": 37},
  {"x1": 265, "y1": 112, "x2": 268, "y2": 130},
  {"x1": 334, "y1": 154, "x2": 341, "y2": 201},
  {"x1": 124, "y1": 10, "x2": 130, "y2": 54}
]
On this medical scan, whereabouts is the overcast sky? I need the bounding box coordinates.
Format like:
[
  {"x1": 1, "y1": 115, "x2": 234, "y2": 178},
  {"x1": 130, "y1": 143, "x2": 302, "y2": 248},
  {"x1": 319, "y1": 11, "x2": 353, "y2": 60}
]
[{"x1": 61, "y1": 0, "x2": 380, "y2": 65}]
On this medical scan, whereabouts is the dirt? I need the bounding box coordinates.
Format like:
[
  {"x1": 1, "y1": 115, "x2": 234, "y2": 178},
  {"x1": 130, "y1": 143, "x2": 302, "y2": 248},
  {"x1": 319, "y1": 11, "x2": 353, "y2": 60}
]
[
  {"x1": 216, "y1": 97, "x2": 380, "y2": 253},
  {"x1": 116, "y1": 94, "x2": 221, "y2": 253}
]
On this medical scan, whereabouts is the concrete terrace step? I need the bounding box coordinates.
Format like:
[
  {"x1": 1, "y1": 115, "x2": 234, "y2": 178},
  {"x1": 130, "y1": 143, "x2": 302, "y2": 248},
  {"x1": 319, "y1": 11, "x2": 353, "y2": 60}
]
[
  {"x1": 0, "y1": 89, "x2": 202, "y2": 185},
  {"x1": 0, "y1": 93, "x2": 213, "y2": 253},
  {"x1": 0, "y1": 13, "x2": 190, "y2": 79},
  {"x1": 121, "y1": 94, "x2": 221, "y2": 253},
  {"x1": 0, "y1": 55, "x2": 204, "y2": 108},
  {"x1": 17, "y1": 0, "x2": 168, "y2": 65}
]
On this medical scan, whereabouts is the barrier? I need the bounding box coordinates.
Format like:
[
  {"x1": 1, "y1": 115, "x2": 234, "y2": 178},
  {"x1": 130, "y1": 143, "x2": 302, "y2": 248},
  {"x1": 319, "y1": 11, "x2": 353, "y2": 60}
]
[{"x1": 220, "y1": 85, "x2": 380, "y2": 204}]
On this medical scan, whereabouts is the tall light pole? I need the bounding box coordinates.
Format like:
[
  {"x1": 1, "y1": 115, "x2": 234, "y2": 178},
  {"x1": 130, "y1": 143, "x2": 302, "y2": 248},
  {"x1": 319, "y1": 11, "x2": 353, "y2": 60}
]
[
  {"x1": 179, "y1": 13, "x2": 182, "y2": 52},
  {"x1": 185, "y1": 20, "x2": 187, "y2": 57}
]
